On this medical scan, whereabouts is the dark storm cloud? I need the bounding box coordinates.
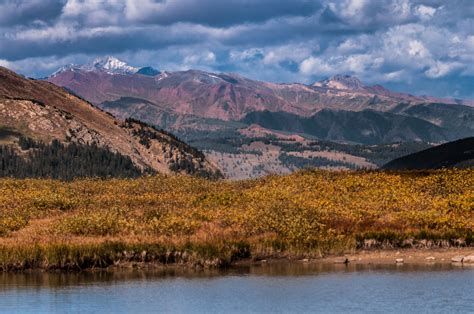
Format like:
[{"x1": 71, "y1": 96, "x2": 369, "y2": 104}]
[
  {"x1": 0, "y1": 0, "x2": 472, "y2": 99},
  {"x1": 0, "y1": 0, "x2": 65, "y2": 26},
  {"x1": 125, "y1": 0, "x2": 322, "y2": 27},
  {"x1": 0, "y1": 24, "x2": 207, "y2": 60},
  {"x1": 0, "y1": 0, "x2": 327, "y2": 60}
]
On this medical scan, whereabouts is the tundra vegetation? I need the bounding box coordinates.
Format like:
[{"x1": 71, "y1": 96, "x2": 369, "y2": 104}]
[{"x1": 0, "y1": 169, "x2": 472, "y2": 270}]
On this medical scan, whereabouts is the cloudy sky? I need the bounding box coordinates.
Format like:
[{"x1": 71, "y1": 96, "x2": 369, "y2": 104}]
[{"x1": 0, "y1": 0, "x2": 473, "y2": 98}]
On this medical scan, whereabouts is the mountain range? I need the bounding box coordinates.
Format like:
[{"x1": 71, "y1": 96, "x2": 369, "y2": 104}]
[
  {"x1": 43, "y1": 56, "x2": 474, "y2": 178},
  {"x1": 0, "y1": 66, "x2": 221, "y2": 179},
  {"x1": 48, "y1": 57, "x2": 473, "y2": 141}
]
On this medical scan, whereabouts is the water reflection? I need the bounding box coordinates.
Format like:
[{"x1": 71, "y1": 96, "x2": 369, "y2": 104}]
[
  {"x1": 1, "y1": 263, "x2": 473, "y2": 314},
  {"x1": 0, "y1": 262, "x2": 467, "y2": 289}
]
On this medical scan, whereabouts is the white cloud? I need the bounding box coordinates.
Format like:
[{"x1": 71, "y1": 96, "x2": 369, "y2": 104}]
[
  {"x1": 183, "y1": 51, "x2": 216, "y2": 65},
  {"x1": 205, "y1": 52, "x2": 216, "y2": 62},
  {"x1": 124, "y1": 0, "x2": 162, "y2": 22},
  {"x1": 229, "y1": 43, "x2": 315, "y2": 67},
  {"x1": 12, "y1": 23, "x2": 75, "y2": 42},
  {"x1": 327, "y1": 0, "x2": 413, "y2": 28},
  {"x1": 62, "y1": 0, "x2": 124, "y2": 26},
  {"x1": 390, "y1": 0, "x2": 411, "y2": 19},
  {"x1": 0, "y1": 59, "x2": 11, "y2": 68},
  {"x1": 297, "y1": 19, "x2": 472, "y2": 84},
  {"x1": 425, "y1": 61, "x2": 462, "y2": 78},
  {"x1": 299, "y1": 57, "x2": 334, "y2": 75},
  {"x1": 338, "y1": 0, "x2": 367, "y2": 17},
  {"x1": 337, "y1": 37, "x2": 370, "y2": 54},
  {"x1": 347, "y1": 54, "x2": 383, "y2": 72},
  {"x1": 407, "y1": 40, "x2": 430, "y2": 58},
  {"x1": 382, "y1": 70, "x2": 406, "y2": 82},
  {"x1": 415, "y1": 5, "x2": 437, "y2": 21},
  {"x1": 0, "y1": 54, "x2": 92, "y2": 76},
  {"x1": 299, "y1": 53, "x2": 384, "y2": 77},
  {"x1": 230, "y1": 48, "x2": 264, "y2": 62},
  {"x1": 262, "y1": 44, "x2": 314, "y2": 65}
]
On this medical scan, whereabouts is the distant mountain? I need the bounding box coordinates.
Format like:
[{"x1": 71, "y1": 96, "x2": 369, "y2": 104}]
[
  {"x1": 383, "y1": 137, "x2": 474, "y2": 170},
  {"x1": 137, "y1": 66, "x2": 160, "y2": 76},
  {"x1": 99, "y1": 96, "x2": 245, "y2": 132},
  {"x1": 241, "y1": 109, "x2": 452, "y2": 145},
  {"x1": 0, "y1": 66, "x2": 221, "y2": 178},
  {"x1": 51, "y1": 56, "x2": 139, "y2": 77},
  {"x1": 397, "y1": 103, "x2": 474, "y2": 136},
  {"x1": 47, "y1": 57, "x2": 473, "y2": 122},
  {"x1": 43, "y1": 57, "x2": 474, "y2": 178}
]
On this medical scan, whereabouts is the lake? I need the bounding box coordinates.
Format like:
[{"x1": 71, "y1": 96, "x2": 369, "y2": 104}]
[{"x1": 1, "y1": 263, "x2": 473, "y2": 313}]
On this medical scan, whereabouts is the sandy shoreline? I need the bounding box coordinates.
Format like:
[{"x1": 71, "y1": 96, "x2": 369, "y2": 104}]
[
  {"x1": 110, "y1": 248, "x2": 474, "y2": 271},
  {"x1": 3, "y1": 247, "x2": 474, "y2": 273},
  {"x1": 228, "y1": 248, "x2": 474, "y2": 268},
  {"x1": 3, "y1": 240, "x2": 473, "y2": 272}
]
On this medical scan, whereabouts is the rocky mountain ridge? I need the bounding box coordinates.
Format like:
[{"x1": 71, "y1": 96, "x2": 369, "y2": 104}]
[{"x1": 48, "y1": 57, "x2": 473, "y2": 124}]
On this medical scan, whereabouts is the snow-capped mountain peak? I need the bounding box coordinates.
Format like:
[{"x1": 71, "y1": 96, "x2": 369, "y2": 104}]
[
  {"x1": 90, "y1": 56, "x2": 138, "y2": 74},
  {"x1": 49, "y1": 57, "x2": 139, "y2": 77},
  {"x1": 50, "y1": 64, "x2": 78, "y2": 77}
]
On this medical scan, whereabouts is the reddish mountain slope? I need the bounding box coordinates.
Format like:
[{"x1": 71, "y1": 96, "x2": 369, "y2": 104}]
[
  {"x1": 48, "y1": 57, "x2": 471, "y2": 122},
  {"x1": 0, "y1": 66, "x2": 221, "y2": 178}
]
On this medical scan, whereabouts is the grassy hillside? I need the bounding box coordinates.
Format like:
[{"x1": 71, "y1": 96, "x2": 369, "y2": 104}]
[{"x1": 0, "y1": 169, "x2": 472, "y2": 270}]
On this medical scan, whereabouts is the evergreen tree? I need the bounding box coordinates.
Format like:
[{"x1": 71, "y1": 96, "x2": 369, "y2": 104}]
[{"x1": 0, "y1": 137, "x2": 152, "y2": 180}]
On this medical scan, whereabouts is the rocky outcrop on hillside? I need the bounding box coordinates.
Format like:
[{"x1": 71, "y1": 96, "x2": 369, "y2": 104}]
[{"x1": 0, "y1": 66, "x2": 221, "y2": 178}]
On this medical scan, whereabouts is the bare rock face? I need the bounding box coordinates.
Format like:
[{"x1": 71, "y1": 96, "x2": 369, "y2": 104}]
[
  {"x1": 313, "y1": 75, "x2": 365, "y2": 91},
  {"x1": 67, "y1": 121, "x2": 104, "y2": 145},
  {"x1": 0, "y1": 66, "x2": 222, "y2": 178}
]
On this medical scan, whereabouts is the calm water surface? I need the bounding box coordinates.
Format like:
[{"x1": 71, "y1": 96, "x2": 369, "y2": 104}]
[{"x1": 0, "y1": 263, "x2": 473, "y2": 313}]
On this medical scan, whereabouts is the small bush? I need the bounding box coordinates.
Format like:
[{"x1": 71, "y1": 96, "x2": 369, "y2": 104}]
[{"x1": 0, "y1": 211, "x2": 29, "y2": 236}]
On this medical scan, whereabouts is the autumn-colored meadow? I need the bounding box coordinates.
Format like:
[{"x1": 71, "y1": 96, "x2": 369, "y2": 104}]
[{"x1": 0, "y1": 169, "x2": 472, "y2": 270}]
